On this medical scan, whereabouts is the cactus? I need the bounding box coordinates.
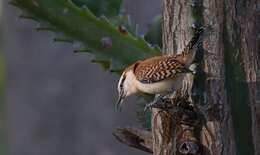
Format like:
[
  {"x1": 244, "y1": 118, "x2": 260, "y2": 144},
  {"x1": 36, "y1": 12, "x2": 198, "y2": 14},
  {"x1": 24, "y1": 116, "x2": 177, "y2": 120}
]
[{"x1": 10, "y1": 0, "x2": 161, "y2": 72}]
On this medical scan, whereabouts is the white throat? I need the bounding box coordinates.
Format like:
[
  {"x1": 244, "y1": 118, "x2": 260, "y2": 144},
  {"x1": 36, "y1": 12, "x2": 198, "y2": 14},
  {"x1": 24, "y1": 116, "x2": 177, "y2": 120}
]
[{"x1": 124, "y1": 70, "x2": 138, "y2": 96}]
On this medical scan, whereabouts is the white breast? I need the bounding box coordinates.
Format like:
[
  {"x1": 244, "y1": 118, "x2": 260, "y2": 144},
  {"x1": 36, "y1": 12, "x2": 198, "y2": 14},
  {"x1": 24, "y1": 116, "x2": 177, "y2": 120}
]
[{"x1": 134, "y1": 74, "x2": 185, "y2": 94}]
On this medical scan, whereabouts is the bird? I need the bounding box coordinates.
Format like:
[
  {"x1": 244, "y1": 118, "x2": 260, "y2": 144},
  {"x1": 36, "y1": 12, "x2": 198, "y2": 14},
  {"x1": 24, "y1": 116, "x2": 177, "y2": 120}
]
[{"x1": 116, "y1": 27, "x2": 208, "y2": 111}]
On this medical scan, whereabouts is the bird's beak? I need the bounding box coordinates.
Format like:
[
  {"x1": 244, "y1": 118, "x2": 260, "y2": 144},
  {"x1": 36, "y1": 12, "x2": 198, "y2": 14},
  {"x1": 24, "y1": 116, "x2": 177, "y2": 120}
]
[{"x1": 116, "y1": 94, "x2": 125, "y2": 112}]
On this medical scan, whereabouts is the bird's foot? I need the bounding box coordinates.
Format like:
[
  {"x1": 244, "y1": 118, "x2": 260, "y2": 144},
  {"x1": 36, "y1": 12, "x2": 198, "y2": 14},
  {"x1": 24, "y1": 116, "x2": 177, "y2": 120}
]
[{"x1": 144, "y1": 94, "x2": 174, "y2": 112}]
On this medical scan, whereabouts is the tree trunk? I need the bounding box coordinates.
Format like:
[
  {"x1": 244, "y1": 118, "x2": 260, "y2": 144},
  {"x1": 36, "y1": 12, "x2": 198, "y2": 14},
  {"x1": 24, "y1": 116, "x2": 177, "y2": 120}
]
[
  {"x1": 231, "y1": 0, "x2": 260, "y2": 154},
  {"x1": 152, "y1": 0, "x2": 259, "y2": 154}
]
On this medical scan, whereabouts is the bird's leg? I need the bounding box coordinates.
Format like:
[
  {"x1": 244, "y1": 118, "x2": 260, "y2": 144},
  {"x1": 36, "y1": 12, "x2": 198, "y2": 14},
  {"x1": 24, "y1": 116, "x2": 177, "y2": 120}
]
[
  {"x1": 144, "y1": 94, "x2": 164, "y2": 112},
  {"x1": 144, "y1": 93, "x2": 176, "y2": 112}
]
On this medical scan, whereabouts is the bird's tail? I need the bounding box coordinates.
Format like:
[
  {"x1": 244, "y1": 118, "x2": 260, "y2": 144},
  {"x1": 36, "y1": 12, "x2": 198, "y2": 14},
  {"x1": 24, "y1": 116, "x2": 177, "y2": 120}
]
[{"x1": 180, "y1": 25, "x2": 213, "y2": 65}]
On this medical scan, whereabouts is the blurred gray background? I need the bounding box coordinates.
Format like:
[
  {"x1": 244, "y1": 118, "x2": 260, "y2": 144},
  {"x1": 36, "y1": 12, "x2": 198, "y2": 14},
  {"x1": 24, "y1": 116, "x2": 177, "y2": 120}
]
[{"x1": 2, "y1": 0, "x2": 161, "y2": 155}]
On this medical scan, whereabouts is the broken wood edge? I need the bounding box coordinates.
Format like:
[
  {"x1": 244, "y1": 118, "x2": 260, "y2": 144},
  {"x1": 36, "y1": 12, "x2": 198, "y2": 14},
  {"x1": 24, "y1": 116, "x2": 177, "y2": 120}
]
[{"x1": 112, "y1": 127, "x2": 153, "y2": 153}]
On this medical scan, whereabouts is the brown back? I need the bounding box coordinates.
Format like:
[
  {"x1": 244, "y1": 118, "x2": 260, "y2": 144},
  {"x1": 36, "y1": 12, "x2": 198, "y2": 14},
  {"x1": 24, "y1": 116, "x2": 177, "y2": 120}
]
[{"x1": 133, "y1": 55, "x2": 189, "y2": 83}]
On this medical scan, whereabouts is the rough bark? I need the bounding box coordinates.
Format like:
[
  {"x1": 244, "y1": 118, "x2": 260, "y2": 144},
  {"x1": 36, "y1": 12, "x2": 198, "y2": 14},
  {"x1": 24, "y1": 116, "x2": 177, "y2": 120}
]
[
  {"x1": 151, "y1": 92, "x2": 204, "y2": 155},
  {"x1": 235, "y1": 0, "x2": 260, "y2": 154},
  {"x1": 151, "y1": 0, "x2": 237, "y2": 154},
  {"x1": 202, "y1": 0, "x2": 237, "y2": 154},
  {"x1": 222, "y1": 0, "x2": 259, "y2": 154},
  {"x1": 151, "y1": 1, "x2": 198, "y2": 154}
]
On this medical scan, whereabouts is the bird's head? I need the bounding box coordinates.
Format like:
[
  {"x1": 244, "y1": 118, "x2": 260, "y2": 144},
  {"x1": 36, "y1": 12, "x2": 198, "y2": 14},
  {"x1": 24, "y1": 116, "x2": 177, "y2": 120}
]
[{"x1": 116, "y1": 69, "x2": 138, "y2": 111}]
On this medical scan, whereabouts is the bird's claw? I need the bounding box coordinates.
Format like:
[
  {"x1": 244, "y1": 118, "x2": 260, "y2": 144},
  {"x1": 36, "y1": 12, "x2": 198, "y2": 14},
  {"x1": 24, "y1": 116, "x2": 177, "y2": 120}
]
[
  {"x1": 144, "y1": 95, "x2": 172, "y2": 112},
  {"x1": 144, "y1": 101, "x2": 156, "y2": 112},
  {"x1": 144, "y1": 104, "x2": 151, "y2": 112}
]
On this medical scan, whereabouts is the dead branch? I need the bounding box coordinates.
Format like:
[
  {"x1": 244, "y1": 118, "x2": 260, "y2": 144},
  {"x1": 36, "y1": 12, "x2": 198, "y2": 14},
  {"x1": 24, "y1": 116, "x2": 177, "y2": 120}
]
[{"x1": 113, "y1": 127, "x2": 153, "y2": 153}]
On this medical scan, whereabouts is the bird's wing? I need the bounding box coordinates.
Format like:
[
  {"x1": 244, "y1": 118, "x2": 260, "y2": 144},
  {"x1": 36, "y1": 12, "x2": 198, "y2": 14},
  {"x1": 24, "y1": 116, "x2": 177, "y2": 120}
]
[{"x1": 134, "y1": 55, "x2": 190, "y2": 84}]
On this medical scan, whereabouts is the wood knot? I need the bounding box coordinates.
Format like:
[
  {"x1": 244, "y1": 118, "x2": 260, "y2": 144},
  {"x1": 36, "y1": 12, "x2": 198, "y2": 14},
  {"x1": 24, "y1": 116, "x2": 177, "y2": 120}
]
[{"x1": 178, "y1": 140, "x2": 200, "y2": 154}]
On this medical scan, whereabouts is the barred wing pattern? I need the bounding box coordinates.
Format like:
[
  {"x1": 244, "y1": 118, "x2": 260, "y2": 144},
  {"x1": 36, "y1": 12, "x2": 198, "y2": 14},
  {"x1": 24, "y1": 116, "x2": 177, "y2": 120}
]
[{"x1": 134, "y1": 55, "x2": 190, "y2": 83}]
